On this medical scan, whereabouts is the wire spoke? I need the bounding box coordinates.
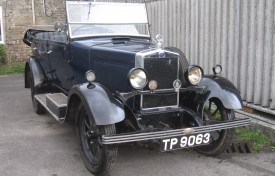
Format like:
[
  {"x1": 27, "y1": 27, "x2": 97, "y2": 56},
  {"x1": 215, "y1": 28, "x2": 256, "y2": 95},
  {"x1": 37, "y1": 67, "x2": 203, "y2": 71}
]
[
  {"x1": 208, "y1": 101, "x2": 212, "y2": 111},
  {"x1": 84, "y1": 120, "x2": 90, "y2": 130},
  {"x1": 212, "y1": 109, "x2": 219, "y2": 117}
]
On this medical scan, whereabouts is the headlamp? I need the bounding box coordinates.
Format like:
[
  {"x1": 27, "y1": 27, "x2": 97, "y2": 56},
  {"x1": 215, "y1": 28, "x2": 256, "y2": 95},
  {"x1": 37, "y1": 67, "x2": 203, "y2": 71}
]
[
  {"x1": 85, "y1": 70, "x2": 96, "y2": 83},
  {"x1": 128, "y1": 68, "x2": 147, "y2": 89},
  {"x1": 186, "y1": 66, "x2": 203, "y2": 85},
  {"x1": 213, "y1": 65, "x2": 222, "y2": 75}
]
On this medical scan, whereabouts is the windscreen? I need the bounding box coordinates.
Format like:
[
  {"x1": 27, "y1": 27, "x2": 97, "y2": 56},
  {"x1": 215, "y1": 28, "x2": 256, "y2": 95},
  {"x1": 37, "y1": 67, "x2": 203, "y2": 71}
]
[{"x1": 66, "y1": 2, "x2": 150, "y2": 38}]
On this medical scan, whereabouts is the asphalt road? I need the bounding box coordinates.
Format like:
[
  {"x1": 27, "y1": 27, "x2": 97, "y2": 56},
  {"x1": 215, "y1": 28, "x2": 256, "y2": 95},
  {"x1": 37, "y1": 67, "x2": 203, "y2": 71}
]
[{"x1": 0, "y1": 75, "x2": 274, "y2": 176}]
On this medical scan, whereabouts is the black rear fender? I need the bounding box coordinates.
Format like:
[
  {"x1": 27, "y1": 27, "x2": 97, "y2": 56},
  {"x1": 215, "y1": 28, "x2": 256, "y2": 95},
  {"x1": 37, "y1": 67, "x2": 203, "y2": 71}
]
[
  {"x1": 186, "y1": 75, "x2": 243, "y2": 116},
  {"x1": 24, "y1": 57, "x2": 46, "y2": 89},
  {"x1": 67, "y1": 83, "x2": 125, "y2": 125}
]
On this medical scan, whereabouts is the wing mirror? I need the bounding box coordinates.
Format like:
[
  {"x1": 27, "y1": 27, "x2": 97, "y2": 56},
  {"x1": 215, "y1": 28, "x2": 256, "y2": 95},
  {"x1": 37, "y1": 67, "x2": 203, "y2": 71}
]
[{"x1": 54, "y1": 22, "x2": 65, "y2": 32}]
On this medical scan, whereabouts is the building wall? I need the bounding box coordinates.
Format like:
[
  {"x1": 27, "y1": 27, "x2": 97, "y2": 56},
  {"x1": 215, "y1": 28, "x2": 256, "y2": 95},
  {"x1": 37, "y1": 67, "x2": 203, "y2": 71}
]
[
  {"x1": 2, "y1": 0, "x2": 274, "y2": 112},
  {"x1": 145, "y1": 0, "x2": 275, "y2": 111},
  {"x1": 2, "y1": 0, "x2": 66, "y2": 63},
  {"x1": 3, "y1": 0, "x2": 32, "y2": 63},
  {"x1": 1, "y1": 0, "x2": 143, "y2": 63}
]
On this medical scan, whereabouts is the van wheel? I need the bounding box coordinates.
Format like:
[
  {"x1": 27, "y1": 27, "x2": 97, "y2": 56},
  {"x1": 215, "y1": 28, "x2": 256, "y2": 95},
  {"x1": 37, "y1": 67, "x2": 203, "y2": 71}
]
[{"x1": 76, "y1": 103, "x2": 117, "y2": 175}]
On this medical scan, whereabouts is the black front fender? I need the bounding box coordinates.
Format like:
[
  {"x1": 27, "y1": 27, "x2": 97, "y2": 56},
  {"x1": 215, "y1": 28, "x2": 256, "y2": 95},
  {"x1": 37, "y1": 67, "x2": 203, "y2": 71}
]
[
  {"x1": 67, "y1": 83, "x2": 125, "y2": 125},
  {"x1": 194, "y1": 75, "x2": 243, "y2": 115}
]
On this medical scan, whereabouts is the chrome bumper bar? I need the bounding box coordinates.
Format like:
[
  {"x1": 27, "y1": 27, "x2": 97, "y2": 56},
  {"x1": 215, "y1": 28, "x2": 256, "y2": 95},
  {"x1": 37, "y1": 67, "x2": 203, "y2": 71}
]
[{"x1": 102, "y1": 118, "x2": 251, "y2": 144}]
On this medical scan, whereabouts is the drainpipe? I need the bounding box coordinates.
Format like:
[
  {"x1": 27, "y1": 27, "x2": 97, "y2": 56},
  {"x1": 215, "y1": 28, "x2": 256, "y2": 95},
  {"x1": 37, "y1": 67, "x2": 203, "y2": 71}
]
[
  {"x1": 42, "y1": 0, "x2": 53, "y2": 17},
  {"x1": 32, "y1": 0, "x2": 35, "y2": 25}
]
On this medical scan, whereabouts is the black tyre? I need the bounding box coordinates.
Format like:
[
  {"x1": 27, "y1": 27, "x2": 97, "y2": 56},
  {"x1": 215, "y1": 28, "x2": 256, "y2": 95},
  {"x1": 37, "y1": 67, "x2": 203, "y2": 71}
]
[
  {"x1": 195, "y1": 99, "x2": 234, "y2": 156},
  {"x1": 76, "y1": 103, "x2": 117, "y2": 175},
  {"x1": 29, "y1": 70, "x2": 46, "y2": 114}
]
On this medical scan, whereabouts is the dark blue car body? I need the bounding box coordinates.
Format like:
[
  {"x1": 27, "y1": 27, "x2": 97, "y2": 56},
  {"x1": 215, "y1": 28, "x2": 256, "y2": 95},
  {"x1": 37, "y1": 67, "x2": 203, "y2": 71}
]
[
  {"x1": 22, "y1": 1, "x2": 250, "y2": 175},
  {"x1": 23, "y1": 26, "x2": 249, "y2": 143}
]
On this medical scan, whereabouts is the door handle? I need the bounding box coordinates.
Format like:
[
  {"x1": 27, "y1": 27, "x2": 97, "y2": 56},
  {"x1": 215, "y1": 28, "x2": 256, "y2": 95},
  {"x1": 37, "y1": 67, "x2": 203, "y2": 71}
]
[
  {"x1": 32, "y1": 47, "x2": 38, "y2": 51},
  {"x1": 65, "y1": 76, "x2": 74, "y2": 81},
  {"x1": 47, "y1": 50, "x2": 53, "y2": 54}
]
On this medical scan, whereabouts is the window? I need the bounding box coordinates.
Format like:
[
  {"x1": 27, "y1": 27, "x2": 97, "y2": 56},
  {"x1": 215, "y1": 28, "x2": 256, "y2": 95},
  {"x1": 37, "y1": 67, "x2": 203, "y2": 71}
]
[
  {"x1": 66, "y1": 2, "x2": 149, "y2": 38},
  {"x1": 0, "y1": 6, "x2": 4, "y2": 44}
]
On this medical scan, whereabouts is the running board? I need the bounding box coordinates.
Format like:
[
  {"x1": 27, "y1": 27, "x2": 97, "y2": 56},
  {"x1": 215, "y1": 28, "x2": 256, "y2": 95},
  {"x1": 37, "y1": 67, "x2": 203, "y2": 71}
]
[
  {"x1": 102, "y1": 118, "x2": 251, "y2": 144},
  {"x1": 34, "y1": 93, "x2": 67, "y2": 122}
]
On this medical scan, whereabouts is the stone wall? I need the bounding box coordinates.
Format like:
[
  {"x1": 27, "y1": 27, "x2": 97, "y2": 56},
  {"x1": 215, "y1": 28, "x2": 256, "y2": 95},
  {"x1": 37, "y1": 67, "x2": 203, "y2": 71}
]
[
  {"x1": 33, "y1": 0, "x2": 66, "y2": 25},
  {"x1": 2, "y1": 0, "x2": 66, "y2": 63},
  {"x1": 2, "y1": 0, "x2": 142, "y2": 63}
]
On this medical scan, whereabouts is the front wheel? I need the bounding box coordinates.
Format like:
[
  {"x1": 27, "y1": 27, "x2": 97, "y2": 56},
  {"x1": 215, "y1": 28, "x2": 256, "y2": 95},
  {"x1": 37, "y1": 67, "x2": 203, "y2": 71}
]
[
  {"x1": 195, "y1": 99, "x2": 234, "y2": 156},
  {"x1": 76, "y1": 103, "x2": 117, "y2": 175}
]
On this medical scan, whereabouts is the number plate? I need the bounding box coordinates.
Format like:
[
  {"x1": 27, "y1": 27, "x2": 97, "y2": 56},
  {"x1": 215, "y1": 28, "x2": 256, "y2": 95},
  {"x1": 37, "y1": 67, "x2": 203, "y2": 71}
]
[{"x1": 160, "y1": 133, "x2": 211, "y2": 151}]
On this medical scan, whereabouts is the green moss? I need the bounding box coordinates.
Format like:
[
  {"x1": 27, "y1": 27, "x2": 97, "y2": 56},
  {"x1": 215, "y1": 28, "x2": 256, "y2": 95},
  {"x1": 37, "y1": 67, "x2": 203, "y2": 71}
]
[
  {"x1": 235, "y1": 127, "x2": 270, "y2": 152},
  {"x1": 0, "y1": 44, "x2": 6, "y2": 65},
  {"x1": 0, "y1": 62, "x2": 25, "y2": 75}
]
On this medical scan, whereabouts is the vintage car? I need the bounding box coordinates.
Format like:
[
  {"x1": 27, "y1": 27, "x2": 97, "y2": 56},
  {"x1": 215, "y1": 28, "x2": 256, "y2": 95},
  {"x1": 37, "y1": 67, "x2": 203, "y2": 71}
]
[{"x1": 23, "y1": 1, "x2": 250, "y2": 175}]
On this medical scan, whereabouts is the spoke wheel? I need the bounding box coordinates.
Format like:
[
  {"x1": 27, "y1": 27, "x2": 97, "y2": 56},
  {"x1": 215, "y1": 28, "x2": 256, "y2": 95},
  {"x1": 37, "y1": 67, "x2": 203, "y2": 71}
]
[
  {"x1": 29, "y1": 70, "x2": 46, "y2": 114},
  {"x1": 77, "y1": 103, "x2": 117, "y2": 175},
  {"x1": 195, "y1": 99, "x2": 234, "y2": 156}
]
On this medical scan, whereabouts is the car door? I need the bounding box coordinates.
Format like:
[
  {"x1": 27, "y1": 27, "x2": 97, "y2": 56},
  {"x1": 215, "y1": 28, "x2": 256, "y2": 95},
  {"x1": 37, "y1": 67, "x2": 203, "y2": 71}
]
[
  {"x1": 32, "y1": 33, "x2": 53, "y2": 80},
  {"x1": 47, "y1": 32, "x2": 73, "y2": 92}
]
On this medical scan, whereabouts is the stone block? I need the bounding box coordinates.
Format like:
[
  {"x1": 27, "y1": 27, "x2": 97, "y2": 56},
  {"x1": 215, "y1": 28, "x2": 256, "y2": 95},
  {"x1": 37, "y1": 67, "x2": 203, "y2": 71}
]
[{"x1": 4, "y1": 0, "x2": 67, "y2": 63}]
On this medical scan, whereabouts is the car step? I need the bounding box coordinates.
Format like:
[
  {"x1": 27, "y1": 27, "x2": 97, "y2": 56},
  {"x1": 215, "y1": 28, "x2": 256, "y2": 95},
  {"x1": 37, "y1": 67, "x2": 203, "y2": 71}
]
[{"x1": 34, "y1": 93, "x2": 67, "y2": 121}]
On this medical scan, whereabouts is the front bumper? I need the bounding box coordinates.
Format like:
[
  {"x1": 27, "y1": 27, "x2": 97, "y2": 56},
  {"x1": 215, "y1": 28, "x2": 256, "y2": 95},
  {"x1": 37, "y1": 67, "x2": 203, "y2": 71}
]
[
  {"x1": 102, "y1": 118, "x2": 250, "y2": 144},
  {"x1": 116, "y1": 86, "x2": 206, "y2": 103}
]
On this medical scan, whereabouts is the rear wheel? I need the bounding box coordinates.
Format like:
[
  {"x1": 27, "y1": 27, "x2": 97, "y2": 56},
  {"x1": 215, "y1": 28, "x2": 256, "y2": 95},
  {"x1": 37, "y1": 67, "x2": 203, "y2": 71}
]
[
  {"x1": 195, "y1": 99, "x2": 234, "y2": 156},
  {"x1": 76, "y1": 103, "x2": 117, "y2": 175},
  {"x1": 29, "y1": 70, "x2": 46, "y2": 114}
]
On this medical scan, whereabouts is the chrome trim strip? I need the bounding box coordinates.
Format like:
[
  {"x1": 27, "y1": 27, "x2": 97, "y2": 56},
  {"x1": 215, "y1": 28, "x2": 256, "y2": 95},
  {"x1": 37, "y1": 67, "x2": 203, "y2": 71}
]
[
  {"x1": 70, "y1": 34, "x2": 150, "y2": 39},
  {"x1": 135, "y1": 49, "x2": 180, "y2": 68},
  {"x1": 140, "y1": 105, "x2": 179, "y2": 112},
  {"x1": 102, "y1": 118, "x2": 251, "y2": 144}
]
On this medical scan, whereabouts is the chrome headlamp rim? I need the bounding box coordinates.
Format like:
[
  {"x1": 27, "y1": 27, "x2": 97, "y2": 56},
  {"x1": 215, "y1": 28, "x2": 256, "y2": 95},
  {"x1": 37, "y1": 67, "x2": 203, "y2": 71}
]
[
  {"x1": 185, "y1": 65, "x2": 204, "y2": 85},
  {"x1": 127, "y1": 68, "x2": 148, "y2": 90}
]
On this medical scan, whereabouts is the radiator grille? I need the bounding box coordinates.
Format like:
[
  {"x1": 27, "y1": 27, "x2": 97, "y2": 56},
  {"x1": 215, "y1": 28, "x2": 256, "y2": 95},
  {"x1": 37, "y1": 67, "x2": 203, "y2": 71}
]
[
  {"x1": 144, "y1": 57, "x2": 178, "y2": 89},
  {"x1": 142, "y1": 93, "x2": 178, "y2": 109},
  {"x1": 142, "y1": 56, "x2": 179, "y2": 109}
]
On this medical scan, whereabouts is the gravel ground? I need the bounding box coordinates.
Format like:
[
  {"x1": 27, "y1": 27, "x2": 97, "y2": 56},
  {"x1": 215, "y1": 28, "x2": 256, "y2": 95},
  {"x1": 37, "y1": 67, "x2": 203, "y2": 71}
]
[{"x1": 0, "y1": 74, "x2": 274, "y2": 176}]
